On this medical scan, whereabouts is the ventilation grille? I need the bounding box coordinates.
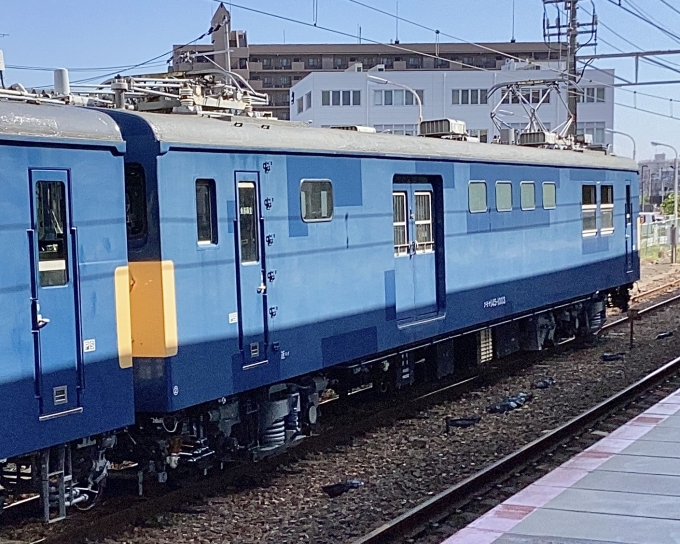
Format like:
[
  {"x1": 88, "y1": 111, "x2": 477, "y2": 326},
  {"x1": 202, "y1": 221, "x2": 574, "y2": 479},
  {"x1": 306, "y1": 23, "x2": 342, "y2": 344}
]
[{"x1": 479, "y1": 329, "x2": 493, "y2": 364}]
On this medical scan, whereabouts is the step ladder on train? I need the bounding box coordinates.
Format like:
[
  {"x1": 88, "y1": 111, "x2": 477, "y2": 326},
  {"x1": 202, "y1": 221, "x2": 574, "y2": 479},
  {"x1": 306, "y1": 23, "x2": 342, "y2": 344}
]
[{"x1": 41, "y1": 445, "x2": 74, "y2": 523}]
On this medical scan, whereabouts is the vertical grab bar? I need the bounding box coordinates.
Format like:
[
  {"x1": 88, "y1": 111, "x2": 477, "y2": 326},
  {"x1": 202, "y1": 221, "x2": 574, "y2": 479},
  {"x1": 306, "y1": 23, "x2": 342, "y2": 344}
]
[{"x1": 70, "y1": 227, "x2": 85, "y2": 399}]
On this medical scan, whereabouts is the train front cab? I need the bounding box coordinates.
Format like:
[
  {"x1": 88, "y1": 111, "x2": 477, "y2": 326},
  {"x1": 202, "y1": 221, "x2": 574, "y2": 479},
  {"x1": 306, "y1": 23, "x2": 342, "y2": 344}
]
[{"x1": 0, "y1": 102, "x2": 134, "y2": 520}]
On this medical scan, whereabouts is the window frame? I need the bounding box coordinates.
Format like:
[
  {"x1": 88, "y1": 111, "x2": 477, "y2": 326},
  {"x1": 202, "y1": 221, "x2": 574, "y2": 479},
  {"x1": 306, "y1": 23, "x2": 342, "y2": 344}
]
[
  {"x1": 300, "y1": 179, "x2": 334, "y2": 223},
  {"x1": 414, "y1": 191, "x2": 434, "y2": 253},
  {"x1": 495, "y1": 181, "x2": 513, "y2": 212},
  {"x1": 195, "y1": 178, "x2": 218, "y2": 246},
  {"x1": 581, "y1": 184, "x2": 598, "y2": 236},
  {"x1": 238, "y1": 181, "x2": 260, "y2": 264},
  {"x1": 36, "y1": 180, "x2": 69, "y2": 287},
  {"x1": 600, "y1": 184, "x2": 614, "y2": 235},
  {"x1": 542, "y1": 182, "x2": 557, "y2": 210},
  {"x1": 393, "y1": 191, "x2": 409, "y2": 257},
  {"x1": 468, "y1": 180, "x2": 488, "y2": 213},
  {"x1": 520, "y1": 181, "x2": 536, "y2": 211},
  {"x1": 125, "y1": 162, "x2": 148, "y2": 240}
]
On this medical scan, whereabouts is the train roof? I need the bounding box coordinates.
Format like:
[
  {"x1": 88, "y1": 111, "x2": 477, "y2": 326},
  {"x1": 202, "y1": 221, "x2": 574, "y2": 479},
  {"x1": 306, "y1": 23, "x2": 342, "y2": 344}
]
[
  {"x1": 119, "y1": 110, "x2": 637, "y2": 172},
  {"x1": 0, "y1": 101, "x2": 123, "y2": 147}
]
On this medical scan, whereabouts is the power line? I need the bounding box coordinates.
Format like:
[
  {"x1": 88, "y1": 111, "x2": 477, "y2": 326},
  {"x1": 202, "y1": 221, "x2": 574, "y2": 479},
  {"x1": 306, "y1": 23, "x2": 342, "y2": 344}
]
[
  {"x1": 345, "y1": 0, "x2": 680, "y2": 106},
  {"x1": 215, "y1": 0, "x2": 680, "y2": 124},
  {"x1": 606, "y1": 0, "x2": 680, "y2": 45},
  {"x1": 657, "y1": 0, "x2": 680, "y2": 18}
]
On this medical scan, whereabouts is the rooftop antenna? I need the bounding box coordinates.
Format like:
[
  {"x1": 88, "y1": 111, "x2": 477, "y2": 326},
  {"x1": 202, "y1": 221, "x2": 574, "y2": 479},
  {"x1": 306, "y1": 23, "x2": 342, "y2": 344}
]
[
  {"x1": 395, "y1": 1, "x2": 399, "y2": 44},
  {"x1": 511, "y1": 0, "x2": 516, "y2": 43},
  {"x1": 357, "y1": 24, "x2": 362, "y2": 44},
  {"x1": 0, "y1": 50, "x2": 5, "y2": 89}
]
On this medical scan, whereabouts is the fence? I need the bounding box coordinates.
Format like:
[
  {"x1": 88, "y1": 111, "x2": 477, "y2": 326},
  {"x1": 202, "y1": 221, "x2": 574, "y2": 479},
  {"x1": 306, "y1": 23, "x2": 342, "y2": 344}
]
[{"x1": 639, "y1": 219, "x2": 674, "y2": 263}]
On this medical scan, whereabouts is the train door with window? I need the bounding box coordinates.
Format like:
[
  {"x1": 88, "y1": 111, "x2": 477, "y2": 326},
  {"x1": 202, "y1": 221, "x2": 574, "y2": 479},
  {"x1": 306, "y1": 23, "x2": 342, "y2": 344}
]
[
  {"x1": 28, "y1": 169, "x2": 82, "y2": 418},
  {"x1": 392, "y1": 175, "x2": 441, "y2": 323},
  {"x1": 234, "y1": 171, "x2": 269, "y2": 368}
]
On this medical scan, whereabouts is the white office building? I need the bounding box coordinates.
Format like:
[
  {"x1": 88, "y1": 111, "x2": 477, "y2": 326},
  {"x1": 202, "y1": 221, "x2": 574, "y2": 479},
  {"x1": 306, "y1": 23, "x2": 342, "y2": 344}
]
[{"x1": 290, "y1": 61, "x2": 615, "y2": 145}]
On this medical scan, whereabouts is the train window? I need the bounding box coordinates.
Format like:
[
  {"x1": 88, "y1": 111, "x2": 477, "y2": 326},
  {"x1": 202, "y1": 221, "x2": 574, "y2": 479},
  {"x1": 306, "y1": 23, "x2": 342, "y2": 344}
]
[
  {"x1": 125, "y1": 163, "x2": 147, "y2": 240},
  {"x1": 415, "y1": 191, "x2": 434, "y2": 253},
  {"x1": 468, "y1": 181, "x2": 487, "y2": 213},
  {"x1": 238, "y1": 182, "x2": 259, "y2": 264},
  {"x1": 393, "y1": 192, "x2": 408, "y2": 256},
  {"x1": 300, "y1": 179, "x2": 333, "y2": 222},
  {"x1": 601, "y1": 185, "x2": 614, "y2": 234},
  {"x1": 543, "y1": 182, "x2": 556, "y2": 209},
  {"x1": 36, "y1": 181, "x2": 68, "y2": 287},
  {"x1": 520, "y1": 182, "x2": 535, "y2": 210},
  {"x1": 495, "y1": 182, "x2": 512, "y2": 212},
  {"x1": 196, "y1": 179, "x2": 218, "y2": 245},
  {"x1": 582, "y1": 184, "x2": 597, "y2": 236}
]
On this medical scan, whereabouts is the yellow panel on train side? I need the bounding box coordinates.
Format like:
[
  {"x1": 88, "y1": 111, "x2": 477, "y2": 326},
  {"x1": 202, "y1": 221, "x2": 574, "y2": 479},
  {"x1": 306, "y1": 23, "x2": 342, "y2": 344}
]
[
  {"x1": 114, "y1": 266, "x2": 133, "y2": 368},
  {"x1": 128, "y1": 260, "x2": 178, "y2": 358}
]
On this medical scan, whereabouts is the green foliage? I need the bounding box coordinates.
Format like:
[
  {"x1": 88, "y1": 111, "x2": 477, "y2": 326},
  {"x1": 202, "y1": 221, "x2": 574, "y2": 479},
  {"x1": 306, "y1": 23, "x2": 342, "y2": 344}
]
[{"x1": 662, "y1": 193, "x2": 676, "y2": 216}]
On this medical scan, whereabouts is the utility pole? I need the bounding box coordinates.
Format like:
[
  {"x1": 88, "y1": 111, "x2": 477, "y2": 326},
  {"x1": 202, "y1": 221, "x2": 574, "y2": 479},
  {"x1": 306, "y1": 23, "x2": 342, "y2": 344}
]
[{"x1": 543, "y1": 1, "x2": 597, "y2": 137}]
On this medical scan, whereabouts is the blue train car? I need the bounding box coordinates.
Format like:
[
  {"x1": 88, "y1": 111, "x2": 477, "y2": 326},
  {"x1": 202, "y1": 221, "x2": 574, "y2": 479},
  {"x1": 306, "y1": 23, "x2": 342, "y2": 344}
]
[
  {"x1": 105, "y1": 110, "x2": 637, "y2": 465},
  {"x1": 0, "y1": 102, "x2": 134, "y2": 518}
]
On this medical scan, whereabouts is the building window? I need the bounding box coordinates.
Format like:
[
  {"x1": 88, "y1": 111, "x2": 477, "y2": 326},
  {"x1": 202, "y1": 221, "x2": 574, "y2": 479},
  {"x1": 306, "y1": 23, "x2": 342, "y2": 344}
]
[
  {"x1": 393, "y1": 191, "x2": 408, "y2": 256},
  {"x1": 125, "y1": 163, "x2": 147, "y2": 240},
  {"x1": 374, "y1": 89, "x2": 424, "y2": 106},
  {"x1": 279, "y1": 76, "x2": 291, "y2": 87},
  {"x1": 238, "y1": 182, "x2": 259, "y2": 263},
  {"x1": 279, "y1": 57, "x2": 291, "y2": 69},
  {"x1": 520, "y1": 182, "x2": 535, "y2": 210},
  {"x1": 384, "y1": 90, "x2": 393, "y2": 105},
  {"x1": 36, "y1": 180, "x2": 69, "y2": 287},
  {"x1": 582, "y1": 184, "x2": 597, "y2": 236},
  {"x1": 468, "y1": 129, "x2": 488, "y2": 143},
  {"x1": 307, "y1": 57, "x2": 321, "y2": 68},
  {"x1": 453, "y1": 88, "x2": 488, "y2": 105},
  {"x1": 469, "y1": 181, "x2": 487, "y2": 213},
  {"x1": 577, "y1": 86, "x2": 605, "y2": 103},
  {"x1": 196, "y1": 179, "x2": 217, "y2": 245},
  {"x1": 496, "y1": 182, "x2": 512, "y2": 212},
  {"x1": 374, "y1": 124, "x2": 418, "y2": 136},
  {"x1": 263, "y1": 76, "x2": 273, "y2": 87},
  {"x1": 300, "y1": 179, "x2": 333, "y2": 222},
  {"x1": 576, "y1": 122, "x2": 606, "y2": 144},
  {"x1": 323, "y1": 90, "x2": 360, "y2": 106},
  {"x1": 601, "y1": 185, "x2": 614, "y2": 234},
  {"x1": 407, "y1": 57, "x2": 421, "y2": 68},
  {"x1": 543, "y1": 182, "x2": 556, "y2": 209},
  {"x1": 297, "y1": 96, "x2": 304, "y2": 114},
  {"x1": 262, "y1": 58, "x2": 272, "y2": 69},
  {"x1": 305, "y1": 91, "x2": 312, "y2": 110}
]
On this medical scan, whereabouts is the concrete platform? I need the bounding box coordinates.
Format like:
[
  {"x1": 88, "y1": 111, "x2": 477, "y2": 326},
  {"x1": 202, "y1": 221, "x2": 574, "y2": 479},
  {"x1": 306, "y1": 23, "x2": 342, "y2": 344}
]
[{"x1": 442, "y1": 389, "x2": 680, "y2": 544}]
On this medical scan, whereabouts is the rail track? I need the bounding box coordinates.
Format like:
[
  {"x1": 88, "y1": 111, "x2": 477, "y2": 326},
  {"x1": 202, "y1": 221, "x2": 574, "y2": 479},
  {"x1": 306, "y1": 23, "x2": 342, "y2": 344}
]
[
  {"x1": 353, "y1": 294, "x2": 680, "y2": 544},
  {"x1": 4, "y1": 284, "x2": 680, "y2": 544}
]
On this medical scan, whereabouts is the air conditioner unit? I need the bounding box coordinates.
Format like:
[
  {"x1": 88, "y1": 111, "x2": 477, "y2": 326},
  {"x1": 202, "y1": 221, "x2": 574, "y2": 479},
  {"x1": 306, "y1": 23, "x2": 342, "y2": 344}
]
[{"x1": 419, "y1": 118, "x2": 467, "y2": 138}]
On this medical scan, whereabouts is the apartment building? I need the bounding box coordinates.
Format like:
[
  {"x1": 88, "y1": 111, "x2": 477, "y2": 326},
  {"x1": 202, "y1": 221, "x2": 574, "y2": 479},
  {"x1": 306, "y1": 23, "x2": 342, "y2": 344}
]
[
  {"x1": 289, "y1": 62, "x2": 615, "y2": 145},
  {"x1": 171, "y1": 5, "x2": 566, "y2": 120}
]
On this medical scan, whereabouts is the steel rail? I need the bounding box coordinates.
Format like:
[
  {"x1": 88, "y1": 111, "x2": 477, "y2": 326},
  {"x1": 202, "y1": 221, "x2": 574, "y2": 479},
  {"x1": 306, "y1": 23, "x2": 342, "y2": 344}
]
[{"x1": 353, "y1": 358, "x2": 680, "y2": 544}]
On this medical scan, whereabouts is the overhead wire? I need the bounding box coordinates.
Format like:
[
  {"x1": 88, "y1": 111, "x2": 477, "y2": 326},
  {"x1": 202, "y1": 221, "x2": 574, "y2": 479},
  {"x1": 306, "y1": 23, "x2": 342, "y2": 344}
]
[
  {"x1": 606, "y1": 0, "x2": 680, "y2": 45},
  {"x1": 657, "y1": 0, "x2": 680, "y2": 18},
  {"x1": 213, "y1": 0, "x2": 680, "y2": 123},
  {"x1": 342, "y1": 0, "x2": 680, "y2": 105}
]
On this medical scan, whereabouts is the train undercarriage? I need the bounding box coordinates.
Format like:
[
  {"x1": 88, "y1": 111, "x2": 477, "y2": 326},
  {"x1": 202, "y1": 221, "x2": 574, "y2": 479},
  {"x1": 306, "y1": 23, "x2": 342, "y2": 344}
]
[{"x1": 1, "y1": 286, "x2": 629, "y2": 522}]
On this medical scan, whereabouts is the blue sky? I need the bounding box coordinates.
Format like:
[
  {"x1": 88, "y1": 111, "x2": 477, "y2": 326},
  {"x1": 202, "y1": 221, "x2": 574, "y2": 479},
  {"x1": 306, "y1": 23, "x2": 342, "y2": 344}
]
[{"x1": 2, "y1": 0, "x2": 680, "y2": 160}]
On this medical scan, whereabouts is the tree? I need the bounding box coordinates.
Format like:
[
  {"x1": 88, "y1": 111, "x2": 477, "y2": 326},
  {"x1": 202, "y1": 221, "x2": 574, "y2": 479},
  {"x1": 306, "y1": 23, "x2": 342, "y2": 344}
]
[{"x1": 662, "y1": 193, "x2": 676, "y2": 216}]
